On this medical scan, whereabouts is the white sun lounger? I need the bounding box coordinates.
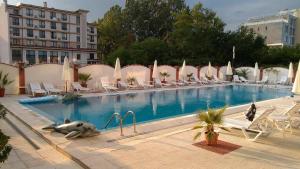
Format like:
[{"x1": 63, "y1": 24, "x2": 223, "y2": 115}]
[
  {"x1": 42, "y1": 82, "x2": 63, "y2": 94},
  {"x1": 29, "y1": 82, "x2": 47, "y2": 96},
  {"x1": 276, "y1": 77, "x2": 287, "y2": 85},
  {"x1": 101, "y1": 77, "x2": 118, "y2": 92},
  {"x1": 257, "y1": 76, "x2": 268, "y2": 84},
  {"x1": 192, "y1": 75, "x2": 205, "y2": 85},
  {"x1": 154, "y1": 78, "x2": 172, "y2": 88},
  {"x1": 233, "y1": 75, "x2": 242, "y2": 83},
  {"x1": 268, "y1": 103, "x2": 300, "y2": 133},
  {"x1": 72, "y1": 82, "x2": 90, "y2": 92},
  {"x1": 224, "y1": 107, "x2": 275, "y2": 141},
  {"x1": 136, "y1": 78, "x2": 154, "y2": 89},
  {"x1": 239, "y1": 76, "x2": 249, "y2": 83}
]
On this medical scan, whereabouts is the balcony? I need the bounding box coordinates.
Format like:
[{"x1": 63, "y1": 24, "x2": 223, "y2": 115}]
[{"x1": 10, "y1": 39, "x2": 97, "y2": 51}]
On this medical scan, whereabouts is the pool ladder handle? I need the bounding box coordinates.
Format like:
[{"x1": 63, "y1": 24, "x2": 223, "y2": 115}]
[{"x1": 104, "y1": 111, "x2": 137, "y2": 136}]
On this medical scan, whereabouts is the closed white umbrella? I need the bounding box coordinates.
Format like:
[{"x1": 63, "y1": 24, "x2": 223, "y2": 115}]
[
  {"x1": 226, "y1": 61, "x2": 233, "y2": 75},
  {"x1": 206, "y1": 62, "x2": 212, "y2": 78},
  {"x1": 62, "y1": 56, "x2": 71, "y2": 92},
  {"x1": 292, "y1": 61, "x2": 300, "y2": 94},
  {"x1": 179, "y1": 60, "x2": 187, "y2": 80},
  {"x1": 113, "y1": 58, "x2": 122, "y2": 80},
  {"x1": 288, "y1": 62, "x2": 294, "y2": 83},
  {"x1": 254, "y1": 62, "x2": 258, "y2": 81},
  {"x1": 152, "y1": 60, "x2": 159, "y2": 79}
]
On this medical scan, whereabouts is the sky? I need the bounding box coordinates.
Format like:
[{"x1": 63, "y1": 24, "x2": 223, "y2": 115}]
[{"x1": 5, "y1": 0, "x2": 300, "y2": 31}]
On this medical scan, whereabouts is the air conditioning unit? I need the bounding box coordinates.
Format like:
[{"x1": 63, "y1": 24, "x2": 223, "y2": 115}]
[
  {"x1": 34, "y1": 25, "x2": 38, "y2": 28},
  {"x1": 58, "y1": 38, "x2": 61, "y2": 40},
  {"x1": 35, "y1": 36, "x2": 38, "y2": 39},
  {"x1": 57, "y1": 18, "x2": 60, "y2": 21},
  {"x1": 34, "y1": 15, "x2": 38, "y2": 18}
]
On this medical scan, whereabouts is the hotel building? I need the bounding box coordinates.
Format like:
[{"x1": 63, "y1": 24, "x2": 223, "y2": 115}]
[
  {"x1": 244, "y1": 9, "x2": 300, "y2": 47},
  {"x1": 0, "y1": 0, "x2": 97, "y2": 65}
]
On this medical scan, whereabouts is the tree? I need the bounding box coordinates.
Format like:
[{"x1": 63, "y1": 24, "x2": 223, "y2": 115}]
[{"x1": 0, "y1": 104, "x2": 11, "y2": 164}]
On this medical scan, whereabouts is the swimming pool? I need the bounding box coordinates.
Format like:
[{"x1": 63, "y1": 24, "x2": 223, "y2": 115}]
[{"x1": 21, "y1": 85, "x2": 291, "y2": 130}]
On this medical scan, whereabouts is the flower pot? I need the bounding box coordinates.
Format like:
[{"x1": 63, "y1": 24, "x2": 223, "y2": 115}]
[
  {"x1": 0, "y1": 88, "x2": 5, "y2": 97},
  {"x1": 205, "y1": 132, "x2": 219, "y2": 145}
]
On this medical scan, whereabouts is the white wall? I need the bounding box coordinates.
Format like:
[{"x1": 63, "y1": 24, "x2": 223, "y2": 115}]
[
  {"x1": 121, "y1": 65, "x2": 150, "y2": 82},
  {"x1": 235, "y1": 67, "x2": 259, "y2": 81},
  {"x1": 79, "y1": 64, "x2": 114, "y2": 88},
  {"x1": 0, "y1": 63, "x2": 19, "y2": 94},
  {"x1": 0, "y1": 3, "x2": 11, "y2": 64},
  {"x1": 199, "y1": 66, "x2": 217, "y2": 78},
  {"x1": 263, "y1": 67, "x2": 288, "y2": 83},
  {"x1": 25, "y1": 64, "x2": 73, "y2": 92},
  {"x1": 158, "y1": 65, "x2": 176, "y2": 82}
]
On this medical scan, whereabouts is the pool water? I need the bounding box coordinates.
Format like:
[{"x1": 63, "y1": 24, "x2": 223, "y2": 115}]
[{"x1": 22, "y1": 85, "x2": 291, "y2": 130}]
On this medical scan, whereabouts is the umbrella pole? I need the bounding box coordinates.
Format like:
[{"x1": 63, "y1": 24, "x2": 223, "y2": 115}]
[{"x1": 65, "y1": 81, "x2": 68, "y2": 93}]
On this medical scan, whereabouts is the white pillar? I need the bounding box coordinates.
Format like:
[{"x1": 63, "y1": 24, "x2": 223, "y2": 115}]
[
  {"x1": 47, "y1": 51, "x2": 50, "y2": 63},
  {"x1": 35, "y1": 50, "x2": 39, "y2": 64}
]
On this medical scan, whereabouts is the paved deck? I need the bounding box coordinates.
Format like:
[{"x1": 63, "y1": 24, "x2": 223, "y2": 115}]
[{"x1": 0, "y1": 85, "x2": 300, "y2": 169}]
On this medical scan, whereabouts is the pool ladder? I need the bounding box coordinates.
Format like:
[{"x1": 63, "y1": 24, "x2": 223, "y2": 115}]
[{"x1": 104, "y1": 111, "x2": 137, "y2": 136}]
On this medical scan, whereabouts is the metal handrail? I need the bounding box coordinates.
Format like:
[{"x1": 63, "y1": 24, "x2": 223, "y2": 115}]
[
  {"x1": 104, "y1": 112, "x2": 124, "y2": 136},
  {"x1": 123, "y1": 111, "x2": 137, "y2": 134},
  {"x1": 104, "y1": 111, "x2": 138, "y2": 136}
]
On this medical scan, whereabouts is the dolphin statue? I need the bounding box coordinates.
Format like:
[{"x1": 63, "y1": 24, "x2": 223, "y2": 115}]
[{"x1": 42, "y1": 121, "x2": 100, "y2": 139}]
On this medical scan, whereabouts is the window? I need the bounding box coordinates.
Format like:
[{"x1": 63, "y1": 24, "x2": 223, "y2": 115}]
[
  {"x1": 26, "y1": 8, "x2": 33, "y2": 16},
  {"x1": 285, "y1": 25, "x2": 289, "y2": 33},
  {"x1": 27, "y1": 29, "x2": 33, "y2": 37},
  {"x1": 11, "y1": 39, "x2": 20, "y2": 45},
  {"x1": 51, "y1": 22, "x2": 56, "y2": 29},
  {"x1": 39, "y1": 31, "x2": 45, "y2": 38},
  {"x1": 39, "y1": 21, "x2": 45, "y2": 28},
  {"x1": 90, "y1": 35, "x2": 94, "y2": 42},
  {"x1": 257, "y1": 27, "x2": 260, "y2": 31},
  {"x1": 62, "y1": 42, "x2": 68, "y2": 48},
  {"x1": 39, "y1": 10, "x2": 45, "y2": 18},
  {"x1": 12, "y1": 17, "x2": 19, "y2": 25},
  {"x1": 265, "y1": 26, "x2": 267, "y2": 31},
  {"x1": 13, "y1": 9, "x2": 19, "y2": 15},
  {"x1": 61, "y1": 33, "x2": 67, "y2": 40},
  {"x1": 50, "y1": 51, "x2": 58, "y2": 63},
  {"x1": 77, "y1": 45, "x2": 80, "y2": 49},
  {"x1": 50, "y1": 12, "x2": 56, "y2": 19},
  {"x1": 76, "y1": 36, "x2": 80, "y2": 42},
  {"x1": 76, "y1": 54, "x2": 81, "y2": 60},
  {"x1": 61, "y1": 14, "x2": 67, "y2": 21},
  {"x1": 61, "y1": 52, "x2": 69, "y2": 63},
  {"x1": 38, "y1": 51, "x2": 47, "y2": 63},
  {"x1": 12, "y1": 49, "x2": 22, "y2": 63},
  {"x1": 89, "y1": 53, "x2": 95, "y2": 60},
  {"x1": 76, "y1": 27, "x2": 80, "y2": 33},
  {"x1": 76, "y1": 16, "x2": 80, "y2": 25},
  {"x1": 90, "y1": 27, "x2": 94, "y2": 33},
  {"x1": 61, "y1": 23, "x2": 67, "y2": 30},
  {"x1": 26, "y1": 50, "x2": 35, "y2": 65},
  {"x1": 26, "y1": 19, "x2": 33, "y2": 27},
  {"x1": 50, "y1": 41, "x2": 57, "y2": 47},
  {"x1": 27, "y1": 40, "x2": 34, "y2": 46},
  {"x1": 12, "y1": 28, "x2": 20, "y2": 36},
  {"x1": 51, "y1": 32, "x2": 57, "y2": 39},
  {"x1": 89, "y1": 44, "x2": 96, "y2": 49}
]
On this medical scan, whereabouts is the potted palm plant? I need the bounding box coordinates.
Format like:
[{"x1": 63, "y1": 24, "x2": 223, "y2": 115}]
[
  {"x1": 127, "y1": 76, "x2": 136, "y2": 85},
  {"x1": 193, "y1": 107, "x2": 230, "y2": 145},
  {"x1": 78, "y1": 73, "x2": 92, "y2": 87},
  {"x1": 0, "y1": 71, "x2": 14, "y2": 97},
  {"x1": 187, "y1": 73, "x2": 193, "y2": 81},
  {"x1": 160, "y1": 72, "x2": 170, "y2": 83}
]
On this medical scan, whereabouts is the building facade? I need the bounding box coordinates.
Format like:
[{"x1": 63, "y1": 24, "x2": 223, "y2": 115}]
[
  {"x1": 0, "y1": 1, "x2": 97, "y2": 65},
  {"x1": 244, "y1": 9, "x2": 300, "y2": 47}
]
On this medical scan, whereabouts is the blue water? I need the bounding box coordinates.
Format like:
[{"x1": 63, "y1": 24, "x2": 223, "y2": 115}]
[{"x1": 21, "y1": 85, "x2": 291, "y2": 130}]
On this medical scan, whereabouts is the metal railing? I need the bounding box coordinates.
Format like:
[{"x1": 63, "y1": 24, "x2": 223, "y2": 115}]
[{"x1": 104, "y1": 111, "x2": 137, "y2": 136}]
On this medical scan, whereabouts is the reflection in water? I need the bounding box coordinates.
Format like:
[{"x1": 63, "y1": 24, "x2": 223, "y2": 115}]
[{"x1": 24, "y1": 85, "x2": 291, "y2": 129}]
